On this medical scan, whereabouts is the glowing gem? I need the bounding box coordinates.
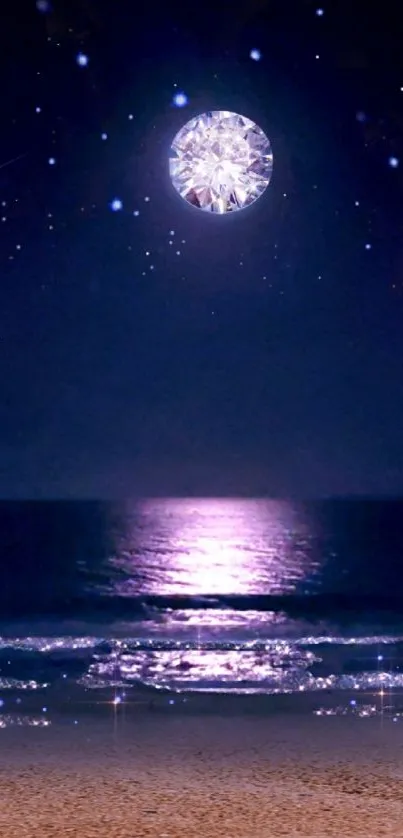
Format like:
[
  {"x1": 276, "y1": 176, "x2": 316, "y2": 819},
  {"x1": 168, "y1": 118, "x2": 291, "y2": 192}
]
[{"x1": 169, "y1": 110, "x2": 273, "y2": 213}]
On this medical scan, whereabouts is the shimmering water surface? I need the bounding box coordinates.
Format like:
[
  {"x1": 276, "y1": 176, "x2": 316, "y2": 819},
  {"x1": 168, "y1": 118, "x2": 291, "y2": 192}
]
[{"x1": 1, "y1": 498, "x2": 403, "y2": 701}]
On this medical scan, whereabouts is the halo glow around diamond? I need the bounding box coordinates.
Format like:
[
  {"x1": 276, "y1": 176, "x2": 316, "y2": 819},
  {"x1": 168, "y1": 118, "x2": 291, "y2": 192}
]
[{"x1": 169, "y1": 110, "x2": 273, "y2": 214}]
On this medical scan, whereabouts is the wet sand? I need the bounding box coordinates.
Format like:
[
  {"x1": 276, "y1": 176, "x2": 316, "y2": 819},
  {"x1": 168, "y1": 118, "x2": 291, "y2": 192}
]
[{"x1": 1, "y1": 703, "x2": 403, "y2": 837}]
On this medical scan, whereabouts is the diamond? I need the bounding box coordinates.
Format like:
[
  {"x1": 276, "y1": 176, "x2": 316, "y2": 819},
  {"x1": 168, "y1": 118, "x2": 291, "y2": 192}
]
[{"x1": 169, "y1": 110, "x2": 273, "y2": 213}]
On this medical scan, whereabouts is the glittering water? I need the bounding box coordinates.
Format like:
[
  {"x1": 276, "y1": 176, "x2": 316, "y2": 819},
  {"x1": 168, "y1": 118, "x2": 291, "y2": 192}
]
[
  {"x1": 1, "y1": 634, "x2": 403, "y2": 698},
  {"x1": 1, "y1": 498, "x2": 403, "y2": 701}
]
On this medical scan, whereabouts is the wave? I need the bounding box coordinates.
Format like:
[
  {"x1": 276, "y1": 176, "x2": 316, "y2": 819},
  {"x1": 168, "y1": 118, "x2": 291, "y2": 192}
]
[
  {"x1": 2, "y1": 592, "x2": 403, "y2": 622},
  {"x1": 1, "y1": 634, "x2": 403, "y2": 698}
]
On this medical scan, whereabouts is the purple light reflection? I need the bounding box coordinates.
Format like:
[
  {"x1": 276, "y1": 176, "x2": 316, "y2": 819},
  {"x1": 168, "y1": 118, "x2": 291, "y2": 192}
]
[
  {"x1": 109, "y1": 499, "x2": 317, "y2": 596},
  {"x1": 103, "y1": 499, "x2": 321, "y2": 645}
]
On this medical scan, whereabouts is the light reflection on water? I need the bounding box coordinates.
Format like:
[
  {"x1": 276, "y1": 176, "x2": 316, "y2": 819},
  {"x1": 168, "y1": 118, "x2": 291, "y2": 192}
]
[
  {"x1": 107, "y1": 498, "x2": 320, "y2": 596},
  {"x1": 161, "y1": 608, "x2": 291, "y2": 638},
  {"x1": 2, "y1": 635, "x2": 403, "y2": 697},
  {"x1": 0, "y1": 715, "x2": 50, "y2": 728},
  {"x1": 86, "y1": 644, "x2": 322, "y2": 692},
  {"x1": 2, "y1": 499, "x2": 403, "y2": 699}
]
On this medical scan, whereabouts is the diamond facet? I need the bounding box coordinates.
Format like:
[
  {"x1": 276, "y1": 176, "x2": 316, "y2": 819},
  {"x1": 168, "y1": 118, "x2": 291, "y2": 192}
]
[{"x1": 169, "y1": 110, "x2": 273, "y2": 213}]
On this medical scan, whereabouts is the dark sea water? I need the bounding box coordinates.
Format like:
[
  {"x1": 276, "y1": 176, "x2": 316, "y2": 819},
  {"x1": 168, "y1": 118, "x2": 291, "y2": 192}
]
[{"x1": 1, "y1": 498, "x2": 403, "y2": 707}]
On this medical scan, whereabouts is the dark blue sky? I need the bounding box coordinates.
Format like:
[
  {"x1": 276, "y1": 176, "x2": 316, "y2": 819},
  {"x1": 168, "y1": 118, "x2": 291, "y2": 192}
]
[{"x1": 1, "y1": 0, "x2": 403, "y2": 497}]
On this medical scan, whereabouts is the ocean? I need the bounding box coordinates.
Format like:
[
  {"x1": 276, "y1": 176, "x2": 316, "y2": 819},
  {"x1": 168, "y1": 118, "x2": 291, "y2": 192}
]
[{"x1": 1, "y1": 498, "x2": 403, "y2": 708}]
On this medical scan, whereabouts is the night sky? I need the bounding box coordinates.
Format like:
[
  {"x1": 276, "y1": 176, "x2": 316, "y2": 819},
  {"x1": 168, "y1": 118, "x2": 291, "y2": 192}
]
[{"x1": 1, "y1": 0, "x2": 403, "y2": 498}]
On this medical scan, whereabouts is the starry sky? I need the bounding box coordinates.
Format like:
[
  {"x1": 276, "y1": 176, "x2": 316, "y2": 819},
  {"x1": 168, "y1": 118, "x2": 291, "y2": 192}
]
[{"x1": 1, "y1": 0, "x2": 403, "y2": 498}]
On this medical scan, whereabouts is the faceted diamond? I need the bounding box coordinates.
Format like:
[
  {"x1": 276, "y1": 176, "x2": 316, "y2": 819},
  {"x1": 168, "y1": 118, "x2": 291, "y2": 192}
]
[{"x1": 169, "y1": 110, "x2": 273, "y2": 213}]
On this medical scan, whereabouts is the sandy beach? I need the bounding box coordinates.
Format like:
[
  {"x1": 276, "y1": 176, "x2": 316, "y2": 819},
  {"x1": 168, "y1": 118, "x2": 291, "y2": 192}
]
[{"x1": 1, "y1": 698, "x2": 403, "y2": 838}]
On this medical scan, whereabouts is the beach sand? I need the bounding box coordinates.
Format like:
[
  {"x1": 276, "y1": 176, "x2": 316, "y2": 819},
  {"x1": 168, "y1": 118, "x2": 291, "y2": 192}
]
[{"x1": 1, "y1": 698, "x2": 403, "y2": 837}]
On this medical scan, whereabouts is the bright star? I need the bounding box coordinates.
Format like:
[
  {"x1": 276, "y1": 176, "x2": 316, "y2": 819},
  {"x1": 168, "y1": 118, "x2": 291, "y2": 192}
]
[
  {"x1": 172, "y1": 92, "x2": 188, "y2": 108},
  {"x1": 249, "y1": 49, "x2": 261, "y2": 61},
  {"x1": 110, "y1": 198, "x2": 123, "y2": 211},
  {"x1": 76, "y1": 52, "x2": 89, "y2": 67}
]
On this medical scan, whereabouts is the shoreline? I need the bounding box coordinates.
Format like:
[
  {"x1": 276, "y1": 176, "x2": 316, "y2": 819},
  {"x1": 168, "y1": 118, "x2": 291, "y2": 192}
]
[{"x1": 2, "y1": 682, "x2": 403, "y2": 715}]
